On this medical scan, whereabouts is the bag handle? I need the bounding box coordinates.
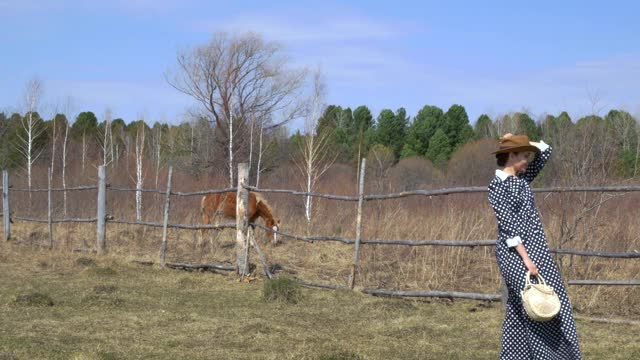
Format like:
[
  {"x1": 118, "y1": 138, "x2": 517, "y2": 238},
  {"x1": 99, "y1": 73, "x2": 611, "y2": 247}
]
[{"x1": 525, "y1": 271, "x2": 547, "y2": 286}]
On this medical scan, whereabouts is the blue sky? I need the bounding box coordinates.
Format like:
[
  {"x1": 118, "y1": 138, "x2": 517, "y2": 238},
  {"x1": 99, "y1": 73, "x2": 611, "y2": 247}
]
[{"x1": 1, "y1": 0, "x2": 639, "y2": 129}]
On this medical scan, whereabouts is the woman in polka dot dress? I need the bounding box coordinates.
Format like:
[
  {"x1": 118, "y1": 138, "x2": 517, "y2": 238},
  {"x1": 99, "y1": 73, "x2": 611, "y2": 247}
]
[{"x1": 488, "y1": 133, "x2": 582, "y2": 359}]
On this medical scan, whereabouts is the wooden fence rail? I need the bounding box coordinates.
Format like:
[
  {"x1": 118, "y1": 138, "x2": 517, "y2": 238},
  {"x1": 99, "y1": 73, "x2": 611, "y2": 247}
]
[
  {"x1": 108, "y1": 219, "x2": 235, "y2": 230},
  {"x1": 14, "y1": 217, "x2": 97, "y2": 224},
  {"x1": 249, "y1": 222, "x2": 640, "y2": 258},
  {"x1": 245, "y1": 184, "x2": 640, "y2": 202},
  {"x1": 568, "y1": 280, "x2": 640, "y2": 286},
  {"x1": 11, "y1": 185, "x2": 98, "y2": 192}
]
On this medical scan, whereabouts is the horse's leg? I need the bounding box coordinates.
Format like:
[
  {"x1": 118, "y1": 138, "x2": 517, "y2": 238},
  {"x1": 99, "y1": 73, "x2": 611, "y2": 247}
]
[{"x1": 200, "y1": 211, "x2": 210, "y2": 250}]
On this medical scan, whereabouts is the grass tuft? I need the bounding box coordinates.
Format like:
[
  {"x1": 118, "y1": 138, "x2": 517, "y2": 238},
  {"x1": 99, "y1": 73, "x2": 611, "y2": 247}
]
[
  {"x1": 262, "y1": 276, "x2": 302, "y2": 304},
  {"x1": 84, "y1": 266, "x2": 117, "y2": 276},
  {"x1": 93, "y1": 285, "x2": 117, "y2": 294},
  {"x1": 13, "y1": 292, "x2": 54, "y2": 306},
  {"x1": 317, "y1": 351, "x2": 364, "y2": 360},
  {"x1": 75, "y1": 257, "x2": 96, "y2": 267}
]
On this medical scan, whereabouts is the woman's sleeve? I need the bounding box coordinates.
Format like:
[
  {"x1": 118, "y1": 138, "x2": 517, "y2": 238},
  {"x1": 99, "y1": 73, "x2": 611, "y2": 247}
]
[
  {"x1": 488, "y1": 180, "x2": 526, "y2": 247},
  {"x1": 519, "y1": 140, "x2": 553, "y2": 183}
]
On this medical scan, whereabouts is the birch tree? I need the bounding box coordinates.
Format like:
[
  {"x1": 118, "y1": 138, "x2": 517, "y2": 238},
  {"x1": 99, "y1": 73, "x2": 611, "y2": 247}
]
[
  {"x1": 133, "y1": 120, "x2": 146, "y2": 221},
  {"x1": 293, "y1": 69, "x2": 337, "y2": 222},
  {"x1": 99, "y1": 109, "x2": 113, "y2": 167},
  {"x1": 61, "y1": 114, "x2": 70, "y2": 216},
  {"x1": 15, "y1": 79, "x2": 46, "y2": 193}
]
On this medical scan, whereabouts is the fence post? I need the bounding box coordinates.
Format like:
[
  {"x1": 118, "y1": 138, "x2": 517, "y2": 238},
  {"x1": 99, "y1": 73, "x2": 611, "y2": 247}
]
[
  {"x1": 349, "y1": 158, "x2": 366, "y2": 289},
  {"x1": 2, "y1": 170, "x2": 9, "y2": 241},
  {"x1": 96, "y1": 165, "x2": 107, "y2": 255},
  {"x1": 160, "y1": 166, "x2": 173, "y2": 266},
  {"x1": 236, "y1": 163, "x2": 250, "y2": 276},
  {"x1": 47, "y1": 167, "x2": 53, "y2": 249}
]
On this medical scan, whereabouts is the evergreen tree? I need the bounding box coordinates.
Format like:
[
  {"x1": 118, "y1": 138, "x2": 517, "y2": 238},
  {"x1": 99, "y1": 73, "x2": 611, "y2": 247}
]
[
  {"x1": 405, "y1": 105, "x2": 444, "y2": 157},
  {"x1": 425, "y1": 128, "x2": 450, "y2": 167},
  {"x1": 375, "y1": 107, "x2": 408, "y2": 159}
]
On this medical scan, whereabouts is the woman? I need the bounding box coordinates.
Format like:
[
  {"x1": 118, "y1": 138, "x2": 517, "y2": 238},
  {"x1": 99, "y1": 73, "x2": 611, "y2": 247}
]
[{"x1": 488, "y1": 133, "x2": 581, "y2": 359}]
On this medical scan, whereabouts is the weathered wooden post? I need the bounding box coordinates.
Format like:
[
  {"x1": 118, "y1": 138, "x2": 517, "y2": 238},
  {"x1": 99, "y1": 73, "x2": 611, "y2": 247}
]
[
  {"x1": 2, "y1": 170, "x2": 10, "y2": 241},
  {"x1": 96, "y1": 165, "x2": 107, "y2": 255},
  {"x1": 236, "y1": 163, "x2": 250, "y2": 276},
  {"x1": 348, "y1": 158, "x2": 366, "y2": 289},
  {"x1": 250, "y1": 230, "x2": 273, "y2": 279},
  {"x1": 47, "y1": 167, "x2": 53, "y2": 249},
  {"x1": 160, "y1": 166, "x2": 173, "y2": 266}
]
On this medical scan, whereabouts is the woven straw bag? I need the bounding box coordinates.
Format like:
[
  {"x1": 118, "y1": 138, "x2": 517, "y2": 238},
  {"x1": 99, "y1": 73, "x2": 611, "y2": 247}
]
[{"x1": 521, "y1": 271, "x2": 561, "y2": 322}]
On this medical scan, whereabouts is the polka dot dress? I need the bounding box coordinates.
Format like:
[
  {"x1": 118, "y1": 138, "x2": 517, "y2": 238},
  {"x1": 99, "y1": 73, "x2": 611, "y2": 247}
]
[{"x1": 488, "y1": 144, "x2": 582, "y2": 359}]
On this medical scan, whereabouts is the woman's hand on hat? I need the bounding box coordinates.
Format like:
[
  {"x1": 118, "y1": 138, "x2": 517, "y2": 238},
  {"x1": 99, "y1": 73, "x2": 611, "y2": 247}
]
[{"x1": 500, "y1": 133, "x2": 513, "y2": 142}]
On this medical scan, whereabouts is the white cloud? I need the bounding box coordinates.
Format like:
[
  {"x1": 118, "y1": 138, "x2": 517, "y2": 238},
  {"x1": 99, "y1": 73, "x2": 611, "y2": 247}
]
[{"x1": 189, "y1": 8, "x2": 423, "y2": 42}]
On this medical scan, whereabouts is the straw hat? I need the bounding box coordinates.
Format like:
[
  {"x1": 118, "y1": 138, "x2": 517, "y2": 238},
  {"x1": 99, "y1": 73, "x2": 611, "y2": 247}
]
[{"x1": 492, "y1": 135, "x2": 540, "y2": 155}]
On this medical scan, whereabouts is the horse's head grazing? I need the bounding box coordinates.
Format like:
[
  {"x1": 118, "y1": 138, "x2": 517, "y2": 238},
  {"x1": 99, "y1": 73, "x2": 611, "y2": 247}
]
[{"x1": 265, "y1": 217, "x2": 281, "y2": 245}]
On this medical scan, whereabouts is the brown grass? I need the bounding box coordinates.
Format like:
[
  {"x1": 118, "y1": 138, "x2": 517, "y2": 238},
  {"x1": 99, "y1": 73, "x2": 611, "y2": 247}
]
[
  {"x1": 0, "y1": 245, "x2": 638, "y2": 359},
  {"x1": 5, "y1": 163, "x2": 640, "y2": 321}
]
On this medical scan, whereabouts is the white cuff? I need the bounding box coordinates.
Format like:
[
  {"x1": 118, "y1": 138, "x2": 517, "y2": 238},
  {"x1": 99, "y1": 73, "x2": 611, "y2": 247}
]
[
  {"x1": 506, "y1": 236, "x2": 522, "y2": 247},
  {"x1": 535, "y1": 140, "x2": 550, "y2": 152}
]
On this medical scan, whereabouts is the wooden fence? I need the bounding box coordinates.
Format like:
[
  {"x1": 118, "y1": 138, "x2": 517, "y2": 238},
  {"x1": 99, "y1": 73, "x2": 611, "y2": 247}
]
[{"x1": 1, "y1": 160, "x2": 639, "y2": 305}]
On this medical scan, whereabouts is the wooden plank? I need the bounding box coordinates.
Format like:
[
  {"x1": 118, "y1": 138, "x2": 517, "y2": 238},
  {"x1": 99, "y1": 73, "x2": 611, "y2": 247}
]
[
  {"x1": 362, "y1": 288, "x2": 502, "y2": 301},
  {"x1": 349, "y1": 158, "x2": 366, "y2": 289},
  {"x1": 14, "y1": 217, "x2": 96, "y2": 223},
  {"x1": 47, "y1": 167, "x2": 53, "y2": 249},
  {"x1": 131, "y1": 260, "x2": 235, "y2": 272},
  {"x1": 243, "y1": 185, "x2": 640, "y2": 202},
  {"x1": 575, "y1": 315, "x2": 640, "y2": 325},
  {"x1": 96, "y1": 166, "x2": 107, "y2": 255},
  {"x1": 551, "y1": 249, "x2": 640, "y2": 258},
  {"x1": 3, "y1": 170, "x2": 10, "y2": 241},
  {"x1": 160, "y1": 166, "x2": 173, "y2": 266},
  {"x1": 108, "y1": 219, "x2": 235, "y2": 230},
  {"x1": 249, "y1": 230, "x2": 273, "y2": 279},
  {"x1": 568, "y1": 280, "x2": 640, "y2": 286},
  {"x1": 236, "y1": 163, "x2": 250, "y2": 276}
]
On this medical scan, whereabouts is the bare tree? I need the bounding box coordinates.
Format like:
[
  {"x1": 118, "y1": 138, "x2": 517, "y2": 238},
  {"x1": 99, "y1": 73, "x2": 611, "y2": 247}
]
[
  {"x1": 152, "y1": 124, "x2": 163, "y2": 191},
  {"x1": 50, "y1": 107, "x2": 58, "y2": 175},
  {"x1": 97, "y1": 109, "x2": 113, "y2": 168},
  {"x1": 167, "y1": 31, "x2": 306, "y2": 184},
  {"x1": 293, "y1": 69, "x2": 337, "y2": 223},
  {"x1": 15, "y1": 79, "x2": 45, "y2": 193},
  {"x1": 60, "y1": 97, "x2": 74, "y2": 216},
  {"x1": 62, "y1": 115, "x2": 70, "y2": 216},
  {"x1": 134, "y1": 120, "x2": 146, "y2": 221},
  {"x1": 255, "y1": 117, "x2": 266, "y2": 187}
]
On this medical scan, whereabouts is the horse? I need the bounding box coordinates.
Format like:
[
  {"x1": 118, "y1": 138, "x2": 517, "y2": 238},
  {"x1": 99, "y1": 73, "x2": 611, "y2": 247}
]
[{"x1": 200, "y1": 191, "x2": 281, "y2": 247}]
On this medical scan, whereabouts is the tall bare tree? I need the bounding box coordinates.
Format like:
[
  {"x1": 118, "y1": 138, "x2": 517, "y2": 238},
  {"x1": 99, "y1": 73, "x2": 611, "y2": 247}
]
[
  {"x1": 59, "y1": 97, "x2": 74, "y2": 216},
  {"x1": 15, "y1": 79, "x2": 45, "y2": 193},
  {"x1": 167, "y1": 31, "x2": 306, "y2": 185},
  {"x1": 134, "y1": 120, "x2": 146, "y2": 221},
  {"x1": 293, "y1": 69, "x2": 337, "y2": 223}
]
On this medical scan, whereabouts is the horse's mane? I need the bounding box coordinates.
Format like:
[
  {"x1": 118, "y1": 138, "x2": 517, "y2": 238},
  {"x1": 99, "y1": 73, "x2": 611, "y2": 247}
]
[{"x1": 254, "y1": 193, "x2": 274, "y2": 216}]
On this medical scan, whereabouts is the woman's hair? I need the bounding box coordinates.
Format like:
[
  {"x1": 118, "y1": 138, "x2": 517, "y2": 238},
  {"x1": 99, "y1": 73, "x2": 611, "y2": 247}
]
[{"x1": 496, "y1": 152, "x2": 512, "y2": 167}]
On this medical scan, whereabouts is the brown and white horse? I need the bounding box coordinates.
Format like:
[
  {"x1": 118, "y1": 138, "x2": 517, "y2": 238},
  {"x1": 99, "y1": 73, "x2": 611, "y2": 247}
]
[{"x1": 200, "y1": 192, "x2": 280, "y2": 246}]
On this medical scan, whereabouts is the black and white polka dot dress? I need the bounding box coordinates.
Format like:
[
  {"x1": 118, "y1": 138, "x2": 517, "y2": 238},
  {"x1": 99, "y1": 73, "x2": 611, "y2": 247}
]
[{"x1": 488, "y1": 143, "x2": 582, "y2": 359}]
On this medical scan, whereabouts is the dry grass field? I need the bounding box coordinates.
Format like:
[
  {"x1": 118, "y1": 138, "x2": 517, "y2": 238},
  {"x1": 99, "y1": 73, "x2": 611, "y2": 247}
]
[
  {"x1": 0, "y1": 243, "x2": 639, "y2": 360},
  {"x1": 1, "y1": 163, "x2": 639, "y2": 358}
]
